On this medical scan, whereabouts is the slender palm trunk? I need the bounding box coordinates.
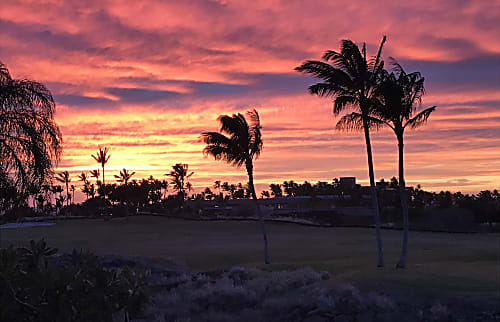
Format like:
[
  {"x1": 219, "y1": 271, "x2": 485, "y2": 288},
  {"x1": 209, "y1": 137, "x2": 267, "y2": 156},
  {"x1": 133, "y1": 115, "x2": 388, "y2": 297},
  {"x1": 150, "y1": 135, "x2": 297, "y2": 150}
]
[
  {"x1": 102, "y1": 165, "x2": 105, "y2": 186},
  {"x1": 246, "y1": 159, "x2": 270, "y2": 264},
  {"x1": 66, "y1": 181, "x2": 69, "y2": 207},
  {"x1": 396, "y1": 133, "x2": 409, "y2": 268},
  {"x1": 362, "y1": 116, "x2": 384, "y2": 267}
]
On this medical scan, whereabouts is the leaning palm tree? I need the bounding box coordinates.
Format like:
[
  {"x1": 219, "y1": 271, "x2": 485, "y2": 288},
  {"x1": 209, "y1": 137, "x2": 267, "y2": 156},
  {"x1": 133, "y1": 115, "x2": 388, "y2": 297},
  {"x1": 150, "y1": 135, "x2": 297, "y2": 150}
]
[
  {"x1": 91, "y1": 147, "x2": 110, "y2": 186},
  {"x1": 0, "y1": 60, "x2": 62, "y2": 207},
  {"x1": 295, "y1": 37, "x2": 387, "y2": 266},
  {"x1": 56, "y1": 171, "x2": 71, "y2": 207},
  {"x1": 338, "y1": 62, "x2": 436, "y2": 268},
  {"x1": 201, "y1": 109, "x2": 270, "y2": 264},
  {"x1": 114, "y1": 168, "x2": 135, "y2": 185}
]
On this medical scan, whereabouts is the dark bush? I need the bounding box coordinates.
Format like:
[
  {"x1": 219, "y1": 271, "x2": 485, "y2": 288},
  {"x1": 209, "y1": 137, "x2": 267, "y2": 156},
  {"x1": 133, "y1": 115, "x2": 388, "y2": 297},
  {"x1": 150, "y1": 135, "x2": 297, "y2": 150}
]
[{"x1": 0, "y1": 240, "x2": 151, "y2": 322}]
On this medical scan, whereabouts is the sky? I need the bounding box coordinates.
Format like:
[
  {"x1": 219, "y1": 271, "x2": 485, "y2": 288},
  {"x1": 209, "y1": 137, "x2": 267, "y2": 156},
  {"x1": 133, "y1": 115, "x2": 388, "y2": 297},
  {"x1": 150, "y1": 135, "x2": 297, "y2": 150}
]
[{"x1": 1, "y1": 0, "x2": 499, "y2": 200}]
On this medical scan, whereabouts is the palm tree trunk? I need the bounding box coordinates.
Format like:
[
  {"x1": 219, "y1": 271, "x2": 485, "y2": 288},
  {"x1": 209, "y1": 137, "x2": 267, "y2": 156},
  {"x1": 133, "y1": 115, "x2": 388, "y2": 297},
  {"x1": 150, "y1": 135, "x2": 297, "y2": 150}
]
[
  {"x1": 66, "y1": 182, "x2": 69, "y2": 207},
  {"x1": 246, "y1": 159, "x2": 270, "y2": 264},
  {"x1": 362, "y1": 116, "x2": 384, "y2": 267},
  {"x1": 396, "y1": 134, "x2": 409, "y2": 268},
  {"x1": 102, "y1": 165, "x2": 105, "y2": 186}
]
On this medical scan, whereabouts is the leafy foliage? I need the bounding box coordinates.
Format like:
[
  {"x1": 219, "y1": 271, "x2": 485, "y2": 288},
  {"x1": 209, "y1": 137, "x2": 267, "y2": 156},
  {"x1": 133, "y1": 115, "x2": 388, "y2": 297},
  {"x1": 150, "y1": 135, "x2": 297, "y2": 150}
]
[
  {"x1": 0, "y1": 60, "x2": 62, "y2": 210},
  {"x1": 0, "y1": 240, "x2": 150, "y2": 322}
]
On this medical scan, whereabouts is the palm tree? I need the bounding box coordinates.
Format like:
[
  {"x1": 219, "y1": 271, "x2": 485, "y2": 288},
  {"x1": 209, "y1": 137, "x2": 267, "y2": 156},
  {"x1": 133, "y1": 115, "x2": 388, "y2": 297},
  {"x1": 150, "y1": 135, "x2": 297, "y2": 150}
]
[
  {"x1": 160, "y1": 180, "x2": 169, "y2": 199},
  {"x1": 337, "y1": 63, "x2": 436, "y2": 268},
  {"x1": 295, "y1": 37, "x2": 387, "y2": 267},
  {"x1": 70, "y1": 185, "x2": 75, "y2": 204},
  {"x1": 114, "y1": 168, "x2": 135, "y2": 185},
  {"x1": 213, "y1": 180, "x2": 222, "y2": 199},
  {"x1": 0, "y1": 60, "x2": 62, "y2": 206},
  {"x1": 78, "y1": 172, "x2": 90, "y2": 200},
  {"x1": 89, "y1": 169, "x2": 100, "y2": 185},
  {"x1": 202, "y1": 109, "x2": 270, "y2": 264},
  {"x1": 186, "y1": 182, "x2": 193, "y2": 198},
  {"x1": 91, "y1": 147, "x2": 110, "y2": 186},
  {"x1": 56, "y1": 171, "x2": 71, "y2": 207},
  {"x1": 166, "y1": 164, "x2": 194, "y2": 200}
]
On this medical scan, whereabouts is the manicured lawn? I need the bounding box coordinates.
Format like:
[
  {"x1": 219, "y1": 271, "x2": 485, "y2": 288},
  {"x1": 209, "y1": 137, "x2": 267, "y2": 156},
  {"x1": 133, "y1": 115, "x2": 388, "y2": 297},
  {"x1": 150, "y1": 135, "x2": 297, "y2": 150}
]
[{"x1": 2, "y1": 216, "x2": 498, "y2": 297}]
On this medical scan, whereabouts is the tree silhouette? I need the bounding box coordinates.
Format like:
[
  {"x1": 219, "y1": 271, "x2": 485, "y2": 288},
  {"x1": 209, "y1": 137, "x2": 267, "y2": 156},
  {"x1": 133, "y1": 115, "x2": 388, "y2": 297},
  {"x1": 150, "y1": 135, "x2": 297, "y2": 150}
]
[
  {"x1": 213, "y1": 180, "x2": 222, "y2": 199},
  {"x1": 56, "y1": 171, "x2": 71, "y2": 207},
  {"x1": 91, "y1": 147, "x2": 110, "y2": 187},
  {"x1": 70, "y1": 185, "x2": 75, "y2": 204},
  {"x1": 0, "y1": 60, "x2": 62, "y2": 208},
  {"x1": 89, "y1": 169, "x2": 100, "y2": 185},
  {"x1": 337, "y1": 62, "x2": 436, "y2": 268},
  {"x1": 167, "y1": 164, "x2": 193, "y2": 200},
  {"x1": 202, "y1": 109, "x2": 270, "y2": 264},
  {"x1": 78, "y1": 172, "x2": 90, "y2": 200},
  {"x1": 296, "y1": 37, "x2": 387, "y2": 267},
  {"x1": 269, "y1": 184, "x2": 283, "y2": 197},
  {"x1": 114, "y1": 168, "x2": 136, "y2": 185}
]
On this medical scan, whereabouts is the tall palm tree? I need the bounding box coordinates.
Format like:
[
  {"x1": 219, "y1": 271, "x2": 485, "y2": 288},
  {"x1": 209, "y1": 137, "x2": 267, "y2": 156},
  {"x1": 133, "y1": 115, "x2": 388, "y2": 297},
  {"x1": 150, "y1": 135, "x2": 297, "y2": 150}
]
[
  {"x1": 114, "y1": 168, "x2": 135, "y2": 185},
  {"x1": 295, "y1": 37, "x2": 387, "y2": 267},
  {"x1": 0, "y1": 60, "x2": 62, "y2": 205},
  {"x1": 91, "y1": 147, "x2": 110, "y2": 186},
  {"x1": 56, "y1": 171, "x2": 71, "y2": 207},
  {"x1": 337, "y1": 62, "x2": 436, "y2": 268},
  {"x1": 166, "y1": 163, "x2": 194, "y2": 200},
  {"x1": 202, "y1": 109, "x2": 270, "y2": 264}
]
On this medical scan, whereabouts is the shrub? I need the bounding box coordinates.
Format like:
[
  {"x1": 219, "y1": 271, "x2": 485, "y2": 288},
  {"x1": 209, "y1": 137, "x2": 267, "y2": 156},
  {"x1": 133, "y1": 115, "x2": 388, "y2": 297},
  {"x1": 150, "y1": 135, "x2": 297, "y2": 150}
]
[
  {"x1": 0, "y1": 240, "x2": 150, "y2": 322},
  {"x1": 147, "y1": 266, "x2": 395, "y2": 321}
]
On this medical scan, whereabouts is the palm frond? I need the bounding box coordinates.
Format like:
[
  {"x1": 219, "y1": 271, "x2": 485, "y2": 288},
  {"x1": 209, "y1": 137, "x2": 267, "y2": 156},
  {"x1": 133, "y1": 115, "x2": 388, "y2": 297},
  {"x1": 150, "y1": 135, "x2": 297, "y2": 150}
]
[
  {"x1": 246, "y1": 109, "x2": 261, "y2": 129},
  {"x1": 333, "y1": 95, "x2": 357, "y2": 115},
  {"x1": 404, "y1": 106, "x2": 436, "y2": 129},
  {"x1": 335, "y1": 112, "x2": 386, "y2": 132}
]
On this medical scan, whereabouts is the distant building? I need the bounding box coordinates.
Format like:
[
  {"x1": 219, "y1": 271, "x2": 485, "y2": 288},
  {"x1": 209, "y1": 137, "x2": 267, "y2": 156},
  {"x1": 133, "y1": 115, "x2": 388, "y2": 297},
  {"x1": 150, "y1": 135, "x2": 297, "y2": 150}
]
[{"x1": 340, "y1": 177, "x2": 356, "y2": 189}]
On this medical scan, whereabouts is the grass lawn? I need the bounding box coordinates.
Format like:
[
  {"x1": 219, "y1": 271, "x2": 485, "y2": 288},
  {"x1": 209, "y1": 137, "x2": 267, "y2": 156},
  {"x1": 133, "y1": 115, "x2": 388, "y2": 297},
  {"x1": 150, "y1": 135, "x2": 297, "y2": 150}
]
[{"x1": 2, "y1": 216, "x2": 499, "y2": 298}]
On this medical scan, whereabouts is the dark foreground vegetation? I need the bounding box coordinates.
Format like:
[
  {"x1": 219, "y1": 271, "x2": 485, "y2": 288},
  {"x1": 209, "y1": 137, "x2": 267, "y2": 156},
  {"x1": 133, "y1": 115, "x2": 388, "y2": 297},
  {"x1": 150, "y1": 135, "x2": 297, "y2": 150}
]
[
  {"x1": 1, "y1": 238, "x2": 498, "y2": 322},
  {"x1": 0, "y1": 240, "x2": 149, "y2": 322}
]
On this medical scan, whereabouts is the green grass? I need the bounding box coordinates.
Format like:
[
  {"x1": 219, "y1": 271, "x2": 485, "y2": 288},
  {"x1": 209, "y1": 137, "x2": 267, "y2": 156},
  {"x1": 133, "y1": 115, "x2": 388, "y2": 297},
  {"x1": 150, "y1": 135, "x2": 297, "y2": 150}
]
[{"x1": 2, "y1": 216, "x2": 499, "y2": 297}]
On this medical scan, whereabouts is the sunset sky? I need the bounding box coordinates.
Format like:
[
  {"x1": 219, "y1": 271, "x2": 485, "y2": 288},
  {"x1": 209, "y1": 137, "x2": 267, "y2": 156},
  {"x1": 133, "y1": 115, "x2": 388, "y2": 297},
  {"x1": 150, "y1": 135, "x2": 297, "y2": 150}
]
[{"x1": 1, "y1": 0, "x2": 499, "y2": 199}]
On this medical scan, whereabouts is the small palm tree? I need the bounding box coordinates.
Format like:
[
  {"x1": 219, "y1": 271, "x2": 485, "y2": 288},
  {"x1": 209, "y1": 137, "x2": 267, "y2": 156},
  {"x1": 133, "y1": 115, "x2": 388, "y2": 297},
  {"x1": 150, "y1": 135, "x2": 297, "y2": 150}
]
[
  {"x1": 70, "y1": 185, "x2": 75, "y2": 204},
  {"x1": 166, "y1": 164, "x2": 194, "y2": 200},
  {"x1": 337, "y1": 62, "x2": 436, "y2": 268},
  {"x1": 56, "y1": 171, "x2": 71, "y2": 207},
  {"x1": 78, "y1": 172, "x2": 90, "y2": 200},
  {"x1": 114, "y1": 168, "x2": 135, "y2": 185},
  {"x1": 160, "y1": 180, "x2": 169, "y2": 199},
  {"x1": 186, "y1": 182, "x2": 193, "y2": 198},
  {"x1": 91, "y1": 147, "x2": 110, "y2": 186},
  {"x1": 213, "y1": 180, "x2": 222, "y2": 199},
  {"x1": 89, "y1": 169, "x2": 100, "y2": 185},
  {"x1": 202, "y1": 109, "x2": 270, "y2": 264},
  {"x1": 296, "y1": 37, "x2": 387, "y2": 267}
]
